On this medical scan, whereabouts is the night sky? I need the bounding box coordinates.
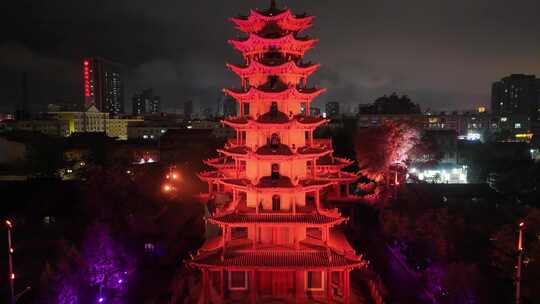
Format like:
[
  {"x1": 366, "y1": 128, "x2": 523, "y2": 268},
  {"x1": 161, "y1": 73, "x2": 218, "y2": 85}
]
[{"x1": 1, "y1": 0, "x2": 539, "y2": 113}]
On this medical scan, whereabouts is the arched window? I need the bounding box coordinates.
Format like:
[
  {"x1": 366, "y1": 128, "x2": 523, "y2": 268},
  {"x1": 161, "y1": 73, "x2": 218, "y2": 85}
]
[
  {"x1": 272, "y1": 195, "x2": 281, "y2": 211},
  {"x1": 271, "y1": 163, "x2": 280, "y2": 179},
  {"x1": 270, "y1": 133, "x2": 280, "y2": 147}
]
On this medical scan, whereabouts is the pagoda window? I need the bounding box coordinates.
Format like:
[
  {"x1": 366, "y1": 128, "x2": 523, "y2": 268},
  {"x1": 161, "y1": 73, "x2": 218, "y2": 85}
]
[
  {"x1": 300, "y1": 102, "x2": 307, "y2": 114},
  {"x1": 231, "y1": 227, "x2": 248, "y2": 240},
  {"x1": 229, "y1": 271, "x2": 248, "y2": 290},
  {"x1": 272, "y1": 195, "x2": 281, "y2": 211},
  {"x1": 243, "y1": 103, "x2": 250, "y2": 116},
  {"x1": 270, "y1": 101, "x2": 278, "y2": 114},
  {"x1": 240, "y1": 131, "x2": 247, "y2": 145},
  {"x1": 271, "y1": 163, "x2": 280, "y2": 179},
  {"x1": 306, "y1": 271, "x2": 324, "y2": 291},
  {"x1": 306, "y1": 227, "x2": 322, "y2": 241},
  {"x1": 270, "y1": 133, "x2": 281, "y2": 147}
]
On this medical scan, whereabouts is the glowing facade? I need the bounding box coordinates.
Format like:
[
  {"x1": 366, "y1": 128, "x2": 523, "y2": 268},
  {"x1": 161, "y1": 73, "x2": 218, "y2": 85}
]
[{"x1": 192, "y1": 2, "x2": 364, "y2": 303}]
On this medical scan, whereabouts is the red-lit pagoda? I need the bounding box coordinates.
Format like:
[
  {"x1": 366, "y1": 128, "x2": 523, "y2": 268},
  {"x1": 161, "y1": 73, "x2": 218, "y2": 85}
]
[{"x1": 191, "y1": 1, "x2": 365, "y2": 303}]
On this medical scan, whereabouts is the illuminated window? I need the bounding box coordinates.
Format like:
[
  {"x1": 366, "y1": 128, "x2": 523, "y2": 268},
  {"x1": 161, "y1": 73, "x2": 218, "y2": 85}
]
[
  {"x1": 229, "y1": 271, "x2": 248, "y2": 290},
  {"x1": 515, "y1": 123, "x2": 522, "y2": 129},
  {"x1": 144, "y1": 243, "x2": 155, "y2": 253},
  {"x1": 500, "y1": 117, "x2": 507, "y2": 122},
  {"x1": 306, "y1": 271, "x2": 324, "y2": 290}
]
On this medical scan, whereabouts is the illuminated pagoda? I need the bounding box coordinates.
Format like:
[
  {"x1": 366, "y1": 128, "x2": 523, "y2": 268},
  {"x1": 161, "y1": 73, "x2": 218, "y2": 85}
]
[{"x1": 192, "y1": 1, "x2": 365, "y2": 303}]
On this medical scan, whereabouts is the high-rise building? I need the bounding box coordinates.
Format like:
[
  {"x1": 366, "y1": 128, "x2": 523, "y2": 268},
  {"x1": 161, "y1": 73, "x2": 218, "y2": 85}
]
[
  {"x1": 132, "y1": 89, "x2": 161, "y2": 115},
  {"x1": 223, "y1": 97, "x2": 237, "y2": 117},
  {"x1": 491, "y1": 74, "x2": 539, "y2": 117},
  {"x1": 184, "y1": 100, "x2": 193, "y2": 119},
  {"x1": 325, "y1": 101, "x2": 340, "y2": 118},
  {"x1": 83, "y1": 57, "x2": 125, "y2": 114},
  {"x1": 192, "y1": 2, "x2": 365, "y2": 303}
]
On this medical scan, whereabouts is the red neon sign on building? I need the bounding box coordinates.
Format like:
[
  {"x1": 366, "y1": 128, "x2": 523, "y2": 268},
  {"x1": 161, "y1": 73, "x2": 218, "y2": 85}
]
[{"x1": 83, "y1": 60, "x2": 90, "y2": 97}]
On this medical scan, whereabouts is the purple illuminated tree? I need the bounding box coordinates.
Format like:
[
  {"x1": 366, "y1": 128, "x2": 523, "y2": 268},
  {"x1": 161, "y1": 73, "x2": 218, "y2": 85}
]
[{"x1": 81, "y1": 222, "x2": 135, "y2": 290}]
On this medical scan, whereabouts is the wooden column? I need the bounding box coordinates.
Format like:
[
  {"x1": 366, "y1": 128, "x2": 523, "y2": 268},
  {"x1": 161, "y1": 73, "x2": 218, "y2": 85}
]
[
  {"x1": 295, "y1": 271, "x2": 303, "y2": 302},
  {"x1": 315, "y1": 189, "x2": 321, "y2": 211},
  {"x1": 220, "y1": 269, "x2": 225, "y2": 302},
  {"x1": 344, "y1": 270, "x2": 350, "y2": 304},
  {"x1": 326, "y1": 270, "x2": 333, "y2": 302},
  {"x1": 250, "y1": 270, "x2": 256, "y2": 304},
  {"x1": 202, "y1": 269, "x2": 209, "y2": 304}
]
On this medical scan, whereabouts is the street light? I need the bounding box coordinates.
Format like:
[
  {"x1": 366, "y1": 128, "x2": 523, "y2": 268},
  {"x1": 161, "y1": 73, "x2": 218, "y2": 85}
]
[
  {"x1": 515, "y1": 221, "x2": 525, "y2": 304},
  {"x1": 6, "y1": 219, "x2": 15, "y2": 304}
]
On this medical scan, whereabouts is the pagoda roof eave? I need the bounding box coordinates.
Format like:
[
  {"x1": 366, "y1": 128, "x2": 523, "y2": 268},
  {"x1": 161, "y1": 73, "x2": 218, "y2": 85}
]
[
  {"x1": 219, "y1": 178, "x2": 335, "y2": 192},
  {"x1": 207, "y1": 213, "x2": 345, "y2": 226},
  {"x1": 228, "y1": 33, "x2": 318, "y2": 57},
  {"x1": 222, "y1": 116, "x2": 328, "y2": 129},
  {"x1": 229, "y1": 9, "x2": 315, "y2": 33},
  {"x1": 226, "y1": 61, "x2": 320, "y2": 78},
  {"x1": 223, "y1": 86, "x2": 326, "y2": 103},
  {"x1": 189, "y1": 249, "x2": 365, "y2": 270}
]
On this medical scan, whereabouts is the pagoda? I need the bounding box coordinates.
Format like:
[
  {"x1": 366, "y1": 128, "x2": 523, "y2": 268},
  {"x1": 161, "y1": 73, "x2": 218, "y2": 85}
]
[{"x1": 191, "y1": 1, "x2": 365, "y2": 303}]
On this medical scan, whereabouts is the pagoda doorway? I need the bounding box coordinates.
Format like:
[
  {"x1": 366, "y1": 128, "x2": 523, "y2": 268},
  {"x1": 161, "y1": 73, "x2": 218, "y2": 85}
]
[{"x1": 272, "y1": 195, "x2": 281, "y2": 211}]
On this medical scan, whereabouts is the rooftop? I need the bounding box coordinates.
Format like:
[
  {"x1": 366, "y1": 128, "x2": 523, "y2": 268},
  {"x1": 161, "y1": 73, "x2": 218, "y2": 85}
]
[
  {"x1": 209, "y1": 213, "x2": 343, "y2": 225},
  {"x1": 191, "y1": 248, "x2": 364, "y2": 270}
]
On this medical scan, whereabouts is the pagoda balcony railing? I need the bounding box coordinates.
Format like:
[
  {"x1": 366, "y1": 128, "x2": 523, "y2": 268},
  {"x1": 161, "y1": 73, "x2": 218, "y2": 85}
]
[
  {"x1": 226, "y1": 138, "x2": 247, "y2": 147},
  {"x1": 313, "y1": 138, "x2": 332, "y2": 147}
]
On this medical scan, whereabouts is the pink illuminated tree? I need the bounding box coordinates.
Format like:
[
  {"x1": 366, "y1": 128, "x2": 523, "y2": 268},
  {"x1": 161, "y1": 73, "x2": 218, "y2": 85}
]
[{"x1": 355, "y1": 121, "x2": 420, "y2": 182}]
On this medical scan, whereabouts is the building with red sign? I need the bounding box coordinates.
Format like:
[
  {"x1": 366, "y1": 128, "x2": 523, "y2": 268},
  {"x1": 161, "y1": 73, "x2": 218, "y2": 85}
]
[{"x1": 83, "y1": 57, "x2": 125, "y2": 115}]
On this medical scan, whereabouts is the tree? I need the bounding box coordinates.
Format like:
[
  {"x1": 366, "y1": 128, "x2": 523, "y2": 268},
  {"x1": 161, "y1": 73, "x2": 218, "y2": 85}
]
[
  {"x1": 359, "y1": 93, "x2": 421, "y2": 114},
  {"x1": 355, "y1": 121, "x2": 420, "y2": 182},
  {"x1": 81, "y1": 222, "x2": 135, "y2": 290}
]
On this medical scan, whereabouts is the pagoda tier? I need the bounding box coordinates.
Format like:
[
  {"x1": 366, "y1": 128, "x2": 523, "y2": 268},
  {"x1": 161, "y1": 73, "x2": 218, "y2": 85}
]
[
  {"x1": 217, "y1": 144, "x2": 333, "y2": 160},
  {"x1": 228, "y1": 33, "x2": 317, "y2": 58},
  {"x1": 223, "y1": 113, "x2": 328, "y2": 130},
  {"x1": 219, "y1": 176, "x2": 334, "y2": 192},
  {"x1": 223, "y1": 86, "x2": 325, "y2": 103},
  {"x1": 230, "y1": 9, "x2": 314, "y2": 34},
  {"x1": 226, "y1": 61, "x2": 320, "y2": 87}
]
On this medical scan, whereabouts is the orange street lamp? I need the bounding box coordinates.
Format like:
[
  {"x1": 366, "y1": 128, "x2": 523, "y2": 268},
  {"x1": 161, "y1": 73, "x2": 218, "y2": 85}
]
[
  {"x1": 6, "y1": 219, "x2": 14, "y2": 304},
  {"x1": 515, "y1": 221, "x2": 525, "y2": 304}
]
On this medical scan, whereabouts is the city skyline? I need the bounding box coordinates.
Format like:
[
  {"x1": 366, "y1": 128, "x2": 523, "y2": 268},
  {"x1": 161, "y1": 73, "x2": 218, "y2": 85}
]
[{"x1": 1, "y1": 0, "x2": 540, "y2": 113}]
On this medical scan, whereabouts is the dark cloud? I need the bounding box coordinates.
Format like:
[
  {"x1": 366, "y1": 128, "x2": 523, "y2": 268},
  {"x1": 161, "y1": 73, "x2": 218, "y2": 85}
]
[{"x1": 1, "y1": 0, "x2": 539, "y2": 113}]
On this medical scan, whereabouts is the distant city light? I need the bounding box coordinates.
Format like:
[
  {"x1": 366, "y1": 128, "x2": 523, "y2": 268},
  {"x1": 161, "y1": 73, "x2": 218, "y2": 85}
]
[
  {"x1": 465, "y1": 132, "x2": 481, "y2": 141},
  {"x1": 410, "y1": 166, "x2": 467, "y2": 184},
  {"x1": 477, "y1": 106, "x2": 486, "y2": 113},
  {"x1": 163, "y1": 184, "x2": 172, "y2": 192},
  {"x1": 98, "y1": 297, "x2": 104, "y2": 303}
]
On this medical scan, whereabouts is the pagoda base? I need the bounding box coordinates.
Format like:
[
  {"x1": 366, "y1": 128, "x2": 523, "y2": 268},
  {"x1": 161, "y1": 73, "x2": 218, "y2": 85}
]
[{"x1": 198, "y1": 269, "x2": 352, "y2": 304}]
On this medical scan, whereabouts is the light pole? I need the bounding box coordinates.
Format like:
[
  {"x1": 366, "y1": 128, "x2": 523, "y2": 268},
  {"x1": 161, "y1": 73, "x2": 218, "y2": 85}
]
[
  {"x1": 515, "y1": 221, "x2": 525, "y2": 304},
  {"x1": 6, "y1": 219, "x2": 15, "y2": 304}
]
